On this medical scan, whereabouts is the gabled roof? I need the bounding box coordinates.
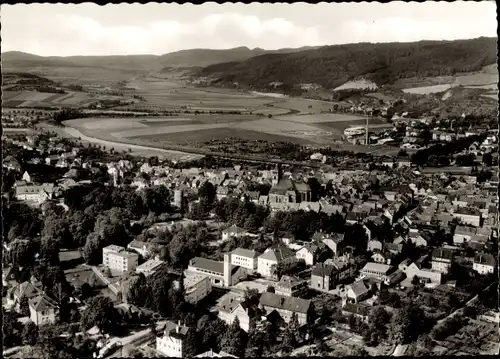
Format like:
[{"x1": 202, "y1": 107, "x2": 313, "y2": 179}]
[
  {"x1": 311, "y1": 263, "x2": 338, "y2": 277},
  {"x1": 474, "y1": 253, "x2": 496, "y2": 266},
  {"x1": 232, "y1": 247, "x2": 260, "y2": 259},
  {"x1": 189, "y1": 257, "x2": 224, "y2": 274},
  {"x1": 162, "y1": 320, "x2": 190, "y2": 338},
  {"x1": 259, "y1": 246, "x2": 295, "y2": 262},
  {"x1": 342, "y1": 303, "x2": 371, "y2": 317},
  {"x1": 15, "y1": 281, "x2": 39, "y2": 299},
  {"x1": 348, "y1": 279, "x2": 370, "y2": 297},
  {"x1": 431, "y1": 248, "x2": 454, "y2": 261},
  {"x1": 29, "y1": 295, "x2": 58, "y2": 312},
  {"x1": 222, "y1": 224, "x2": 246, "y2": 234},
  {"x1": 259, "y1": 292, "x2": 310, "y2": 314}
]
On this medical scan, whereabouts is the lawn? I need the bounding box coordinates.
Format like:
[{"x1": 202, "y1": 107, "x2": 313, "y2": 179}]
[
  {"x1": 402, "y1": 84, "x2": 453, "y2": 94},
  {"x1": 129, "y1": 127, "x2": 316, "y2": 145}
]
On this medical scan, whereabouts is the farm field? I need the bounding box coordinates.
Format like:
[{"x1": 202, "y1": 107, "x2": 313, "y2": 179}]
[
  {"x1": 402, "y1": 84, "x2": 453, "y2": 94},
  {"x1": 132, "y1": 127, "x2": 316, "y2": 145},
  {"x1": 2, "y1": 90, "x2": 95, "y2": 108}
]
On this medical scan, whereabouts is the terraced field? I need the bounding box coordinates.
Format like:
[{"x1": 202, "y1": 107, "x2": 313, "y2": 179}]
[{"x1": 2, "y1": 90, "x2": 95, "y2": 108}]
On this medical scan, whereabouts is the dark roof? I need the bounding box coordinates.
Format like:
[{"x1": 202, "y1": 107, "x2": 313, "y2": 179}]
[
  {"x1": 431, "y1": 248, "x2": 454, "y2": 261},
  {"x1": 222, "y1": 224, "x2": 246, "y2": 234},
  {"x1": 311, "y1": 263, "x2": 338, "y2": 277},
  {"x1": 342, "y1": 303, "x2": 371, "y2": 317},
  {"x1": 259, "y1": 292, "x2": 311, "y2": 314},
  {"x1": 29, "y1": 295, "x2": 58, "y2": 312},
  {"x1": 474, "y1": 253, "x2": 496, "y2": 266},
  {"x1": 259, "y1": 246, "x2": 295, "y2": 261},
  {"x1": 189, "y1": 257, "x2": 223, "y2": 274},
  {"x1": 163, "y1": 320, "x2": 190, "y2": 338}
]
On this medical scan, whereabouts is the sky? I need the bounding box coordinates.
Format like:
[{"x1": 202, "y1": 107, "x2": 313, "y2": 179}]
[{"x1": 1, "y1": 1, "x2": 497, "y2": 57}]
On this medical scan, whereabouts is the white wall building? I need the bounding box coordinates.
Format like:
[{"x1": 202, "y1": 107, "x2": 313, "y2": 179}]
[
  {"x1": 257, "y1": 247, "x2": 296, "y2": 278},
  {"x1": 473, "y1": 253, "x2": 496, "y2": 275},
  {"x1": 184, "y1": 273, "x2": 212, "y2": 304},
  {"x1": 29, "y1": 295, "x2": 58, "y2": 326},
  {"x1": 231, "y1": 248, "x2": 259, "y2": 271},
  {"x1": 102, "y1": 245, "x2": 139, "y2": 273},
  {"x1": 156, "y1": 321, "x2": 190, "y2": 358}
]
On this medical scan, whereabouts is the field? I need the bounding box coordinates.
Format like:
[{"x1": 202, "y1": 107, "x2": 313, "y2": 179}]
[
  {"x1": 402, "y1": 84, "x2": 453, "y2": 94},
  {"x1": 334, "y1": 79, "x2": 378, "y2": 91},
  {"x1": 64, "y1": 111, "x2": 386, "y2": 151},
  {"x1": 2, "y1": 90, "x2": 95, "y2": 108}
]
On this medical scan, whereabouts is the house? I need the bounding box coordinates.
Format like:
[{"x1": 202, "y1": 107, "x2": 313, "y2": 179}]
[
  {"x1": 371, "y1": 249, "x2": 392, "y2": 265},
  {"x1": 310, "y1": 263, "x2": 338, "y2": 292},
  {"x1": 257, "y1": 246, "x2": 296, "y2": 278},
  {"x1": 8, "y1": 281, "x2": 41, "y2": 311},
  {"x1": 29, "y1": 295, "x2": 58, "y2": 326},
  {"x1": 2, "y1": 266, "x2": 18, "y2": 287},
  {"x1": 221, "y1": 225, "x2": 247, "y2": 241},
  {"x1": 408, "y1": 229, "x2": 429, "y2": 247},
  {"x1": 102, "y1": 245, "x2": 139, "y2": 273},
  {"x1": 217, "y1": 296, "x2": 252, "y2": 332},
  {"x1": 431, "y1": 248, "x2": 454, "y2": 274},
  {"x1": 187, "y1": 257, "x2": 225, "y2": 286},
  {"x1": 341, "y1": 303, "x2": 371, "y2": 323},
  {"x1": 346, "y1": 279, "x2": 373, "y2": 303},
  {"x1": 15, "y1": 183, "x2": 56, "y2": 205},
  {"x1": 452, "y1": 207, "x2": 481, "y2": 227},
  {"x1": 259, "y1": 292, "x2": 311, "y2": 326},
  {"x1": 295, "y1": 243, "x2": 328, "y2": 266},
  {"x1": 184, "y1": 272, "x2": 212, "y2": 304},
  {"x1": 367, "y1": 239, "x2": 383, "y2": 252},
  {"x1": 195, "y1": 350, "x2": 238, "y2": 358},
  {"x1": 3, "y1": 156, "x2": 22, "y2": 172},
  {"x1": 473, "y1": 253, "x2": 496, "y2": 275},
  {"x1": 453, "y1": 226, "x2": 476, "y2": 245},
  {"x1": 398, "y1": 255, "x2": 442, "y2": 284},
  {"x1": 314, "y1": 232, "x2": 345, "y2": 256},
  {"x1": 127, "y1": 240, "x2": 150, "y2": 258},
  {"x1": 135, "y1": 259, "x2": 165, "y2": 277},
  {"x1": 275, "y1": 275, "x2": 308, "y2": 297},
  {"x1": 231, "y1": 247, "x2": 259, "y2": 271},
  {"x1": 359, "y1": 262, "x2": 402, "y2": 285},
  {"x1": 216, "y1": 186, "x2": 230, "y2": 200},
  {"x1": 156, "y1": 321, "x2": 191, "y2": 358}
]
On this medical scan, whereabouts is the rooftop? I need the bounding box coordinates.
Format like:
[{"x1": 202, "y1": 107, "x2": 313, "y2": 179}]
[
  {"x1": 361, "y1": 262, "x2": 393, "y2": 275},
  {"x1": 259, "y1": 292, "x2": 311, "y2": 314},
  {"x1": 188, "y1": 257, "x2": 224, "y2": 275},
  {"x1": 232, "y1": 247, "x2": 260, "y2": 259}
]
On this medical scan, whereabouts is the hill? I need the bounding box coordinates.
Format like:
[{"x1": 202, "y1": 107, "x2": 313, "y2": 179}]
[
  {"x1": 195, "y1": 37, "x2": 497, "y2": 91},
  {"x1": 1, "y1": 46, "x2": 322, "y2": 73}
]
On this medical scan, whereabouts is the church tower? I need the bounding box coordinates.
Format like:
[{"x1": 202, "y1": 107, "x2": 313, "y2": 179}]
[{"x1": 223, "y1": 253, "x2": 232, "y2": 287}]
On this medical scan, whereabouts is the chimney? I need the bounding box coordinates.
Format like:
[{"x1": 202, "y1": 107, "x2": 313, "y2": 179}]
[
  {"x1": 280, "y1": 297, "x2": 285, "y2": 306},
  {"x1": 176, "y1": 320, "x2": 180, "y2": 333}
]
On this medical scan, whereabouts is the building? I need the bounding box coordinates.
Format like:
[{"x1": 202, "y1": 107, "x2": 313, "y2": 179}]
[
  {"x1": 15, "y1": 183, "x2": 56, "y2": 205},
  {"x1": 135, "y1": 259, "x2": 165, "y2": 277},
  {"x1": 341, "y1": 302, "x2": 371, "y2": 323},
  {"x1": 230, "y1": 248, "x2": 259, "y2": 271},
  {"x1": 346, "y1": 278, "x2": 381, "y2": 303},
  {"x1": 257, "y1": 246, "x2": 296, "y2": 278},
  {"x1": 187, "y1": 255, "x2": 247, "y2": 288},
  {"x1": 275, "y1": 275, "x2": 308, "y2": 297},
  {"x1": 359, "y1": 262, "x2": 396, "y2": 284},
  {"x1": 127, "y1": 240, "x2": 150, "y2": 258},
  {"x1": 187, "y1": 257, "x2": 225, "y2": 286},
  {"x1": 295, "y1": 243, "x2": 323, "y2": 266},
  {"x1": 156, "y1": 321, "x2": 191, "y2": 358},
  {"x1": 195, "y1": 350, "x2": 238, "y2": 358},
  {"x1": 102, "y1": 245, "x2": 139, "y2": 273},
  {"x1": 452, "y1": 207, "x2": 481, "y2": 227},
  {"x1": 184, "y1": 272, "x2": 212, "y2": 304},
  {"x1": 8, "y1": 281, "x2": 41, "y2": 311},
  {"x1": 453, "y1": 226, "x2": 476, "y2": 245},
  {"x1": 367, "y1": 239, "x2": 383, "y2": 252},
  {"x1": 259, "y1": 292, "x2": 311, "y2": 326},
  {"x1": 221, "y1": 225, "x2": 247, "y2": 241},
  {"x1": 398, "y1": 255, "x2": 442, "y2": 284},
  {"x1": 473, "y1": 253, "x2": 496, "y2": 275},
  {"x1": 217, "y1": 296, "x2": 252, "y2": 332},
  {"x1": 431, "y1": 248, "x2": 454, "y2": 274},
  {"x1": 310, "y1": 263, "x2": 338, "y2": 292},
  {"x1": 29, "y1": 295, "x2": 58, "y2": 326}
]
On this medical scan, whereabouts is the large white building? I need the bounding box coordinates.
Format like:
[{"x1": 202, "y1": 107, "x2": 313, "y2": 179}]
[
  {"x1": 135, "y1": 259, "x2": 165, "y2": 277},
  {"x1": 230, "y1": 248, "x2": 259, "y2": 271},
  {"x1": 257, "y1": 246, "x2": 296, "y2": 278},
  {"x1": 156, "y1": 321, "x2": 190, "y2": 358},
  {"x1": 102, "y1": 245, "x2": 139, "y2": 273}
]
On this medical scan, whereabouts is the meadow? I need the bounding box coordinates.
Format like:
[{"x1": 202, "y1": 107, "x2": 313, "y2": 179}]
[{"x1": 3, "y1": 90, "x2": 95, "y2": 108}]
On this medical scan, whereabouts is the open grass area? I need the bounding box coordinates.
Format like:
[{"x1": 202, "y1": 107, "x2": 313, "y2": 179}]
[
  {"x1": 129, "y1": 127, "x2": 316, "y2": 145},
  {"x1": 2, "y1": 90, "x2": 94, "y2": 108}
]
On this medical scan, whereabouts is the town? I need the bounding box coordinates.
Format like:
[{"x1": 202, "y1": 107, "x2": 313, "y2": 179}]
[{"x1": 2, "y1": 104, "x2": 499, "y2": 358}]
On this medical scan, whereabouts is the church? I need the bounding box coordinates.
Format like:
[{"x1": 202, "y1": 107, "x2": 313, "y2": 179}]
[{"x1": 268, "y1": 164, "x2": 312, "y2": 204}]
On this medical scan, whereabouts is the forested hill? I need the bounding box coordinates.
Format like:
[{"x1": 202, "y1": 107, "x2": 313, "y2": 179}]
[{"x1": 196, "y1": 37, "x2": 497, "y2": 89}]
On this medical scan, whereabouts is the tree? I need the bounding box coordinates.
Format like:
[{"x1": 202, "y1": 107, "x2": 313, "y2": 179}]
[
  {"x1": 221, "y1": 317, "x2": 243, "y2": 356},
  {"x1": 2, "y1": 310, "x2": 23, "y2": 348},
  {"x1": 20, "y1": 295, "x2": 30, "y2": 317},
  {"x1": 411, "y1": 275, "x2": 420, "y2": 285},
  {"x1": 184, "y1": 328, "x2": 198, "y2": 358},
  {"x1": 482, "y1": 152, "x2": 493, "y2": 166},
  {"x1": 128, "y1": 274, "x2": 149, "y2": 308},
  {"x1": 22, "y1": 321, "x2": 39, "y2": 346},
  {"x1": 80, "y1": 296, "x2": 120, "y2": 334}
]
